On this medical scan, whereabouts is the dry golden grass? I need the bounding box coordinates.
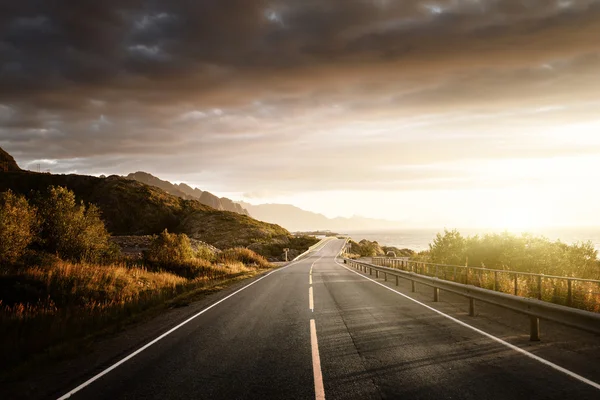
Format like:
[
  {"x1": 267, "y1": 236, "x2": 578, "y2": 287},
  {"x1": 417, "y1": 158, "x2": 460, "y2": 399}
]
[
  {"x1": 390, "y1": 261, "x2": 600, "y2": 313},
  {"x1": 0, "y1": 256, "x2": 274, "y2": 374}
]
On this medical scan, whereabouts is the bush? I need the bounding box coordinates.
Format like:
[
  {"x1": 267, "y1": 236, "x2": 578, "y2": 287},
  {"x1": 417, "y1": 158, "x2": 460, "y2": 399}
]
[
  {"x1": 217, "y1": 248, "x2": 271, "y2": 268},
  {"x1": 0, "y1": 190, "x2": 37, "y2": 264},
  {"x1": 145, "y1": 230, "x2": 194, "y2": 266},
  {"x1": 36, "y1": 186, "x2": 114, "y2": 262},
  {"x1": 195, "y1": 245, "x2": 216, "y2": 262},
  {"x1": 428, "y1": 229, "x2": 599, "y2": 279}
]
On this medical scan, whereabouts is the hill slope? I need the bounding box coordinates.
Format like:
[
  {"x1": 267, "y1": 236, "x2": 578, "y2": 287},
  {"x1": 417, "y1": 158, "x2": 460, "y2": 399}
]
[
  {"x1": 126, "y1": 172, "x2": 249, "y2": 216},
  {"x1": 0, "y1": 170, "x2": 290, "y2": 248},
  {"x1": 238, "y1": 202, "x2": 402, "y2": 232},
  {"x1": 0, "y1": 147, "x2": 21, "y2": 172}
]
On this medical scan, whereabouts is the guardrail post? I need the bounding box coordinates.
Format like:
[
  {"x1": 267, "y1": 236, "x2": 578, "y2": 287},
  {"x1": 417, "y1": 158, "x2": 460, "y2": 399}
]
[
  {"x1": 384, "y1": 272, "x2": 387, "y2": 282},
  {"x1": 411, "y1": 280, "x2": 416, "y2": 292},
  {"x1": 537, "y1": 275, "x2": 543, "y2": 300},
  {"x1": 567, "y1": 280, "x2": 572, "y2": 307},
  {"x1": 494, "y1": 271, "x2": 499, "y2": 291},
  {"x1": 370, "y1": 268, "x2": 372, "y2": 276},
  {"x1": 395, "y1": 275, "x2": 399, "y2": 286},
  {"x1": 530, "y1": 316, "x2": 540, "y2": 341},
  {"x1": 376, "y1": 270, "x2": 379, "y2": 278},
  {"x1": 514, "y1": 274, "x2": 518, "y2": 296},
  {"x1": 433, "y1": 287, "x2": 439, "y2": 302},
  {"x1": 469, "y1": 298, "x2": 475, "y2": 316}
]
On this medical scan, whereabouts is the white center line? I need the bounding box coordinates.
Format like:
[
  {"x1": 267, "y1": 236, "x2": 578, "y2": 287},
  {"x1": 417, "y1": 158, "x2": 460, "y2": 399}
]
[
  {"x1": 309, "y1": 275, "x2": 312, "y2": 285},
  {"x1": 335, "y1": 259, "x2": 600, "y2": 391},
  {"x1": 309, "y1": 286, "x2": 314, "y2": 312},
  {"x1": 310, "y1": 319, "x2": 326, "y2": 400}
]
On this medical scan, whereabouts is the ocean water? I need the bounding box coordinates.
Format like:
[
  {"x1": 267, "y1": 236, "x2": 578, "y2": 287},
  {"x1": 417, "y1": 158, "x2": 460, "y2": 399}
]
[{"x1": 346, "y1": 227, "x2": 600, "y2": 253}]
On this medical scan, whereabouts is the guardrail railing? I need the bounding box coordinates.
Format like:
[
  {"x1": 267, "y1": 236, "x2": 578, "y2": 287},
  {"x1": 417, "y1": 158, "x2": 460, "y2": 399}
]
[
  {"x1": 344, "y1": 259, "x2": 600, "y2": 341},
  {"x1": 371, "y1": 257, "x2": 600, "y2": 313}
]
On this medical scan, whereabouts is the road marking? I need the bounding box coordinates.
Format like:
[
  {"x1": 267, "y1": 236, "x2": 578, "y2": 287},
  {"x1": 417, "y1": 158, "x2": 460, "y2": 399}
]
[
  {"x1": 309, "y1": 286, "x2": 314, "y2": 312},
  {"x1": 310, "y1": 319, "x2": 326, "y2": 400},
  {"x1": 56, "y1": 259, "x2": 308, "y2": 400},
  {"x1": 335, "y1": 259, "x2": 600, "y2": 391},
  {"x1": 310, "y1": 275, "x2": 312, "y2": 285}
]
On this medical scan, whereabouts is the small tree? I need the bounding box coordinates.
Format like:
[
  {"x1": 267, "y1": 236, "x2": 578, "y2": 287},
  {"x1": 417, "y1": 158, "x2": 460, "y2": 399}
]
[
  {"x1": 37, "y1": 186, "x2": 113, "y2": 262},
  {"x1": 429, "y1": 229, "x2": 467, "y2": 265},
  {"x1": 0, "y1": 190, "x2": 37, "y2": 264}
]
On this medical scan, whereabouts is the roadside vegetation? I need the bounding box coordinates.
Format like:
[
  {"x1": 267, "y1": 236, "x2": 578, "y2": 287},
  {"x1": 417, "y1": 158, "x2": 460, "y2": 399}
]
[
  {"x1": 364, "y1": 229, "x2": 600, "y2": 312},
  {"x1": 0, "y1": 187, "x2": 276, "y2": 376},
  {"x1": 426, "y1": 229, "x2": 599, "y2": 279}
]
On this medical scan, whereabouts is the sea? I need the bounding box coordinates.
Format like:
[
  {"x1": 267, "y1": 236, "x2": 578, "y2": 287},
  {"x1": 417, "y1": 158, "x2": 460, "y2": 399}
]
[{"x1": 345, "y1": 227, "x2": 600, "y2": 253}]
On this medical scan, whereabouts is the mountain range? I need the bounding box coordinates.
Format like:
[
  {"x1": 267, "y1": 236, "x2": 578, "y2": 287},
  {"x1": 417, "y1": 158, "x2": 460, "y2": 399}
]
[
  {"x1": 126, "y1": 172, "x2": 249, "y2": 216},
  {"x1": 238, "y1": 202, "x2": 402, "y2": 232},
  {"x1": 126, "y1": 171, "x2": 402, "y2": 232}
]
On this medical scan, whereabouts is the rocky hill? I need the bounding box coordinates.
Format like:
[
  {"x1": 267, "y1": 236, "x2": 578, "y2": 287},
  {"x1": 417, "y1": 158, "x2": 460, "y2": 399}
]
[
  {"x1": 0, "y1": 147, "x2": 291, "y2": 251},
  {"x1": 126, "y1": 172, "x2": 249, "y2": 216},
  {"x1": 0, "y1": 147, "x2": 21, "y2": 172}
]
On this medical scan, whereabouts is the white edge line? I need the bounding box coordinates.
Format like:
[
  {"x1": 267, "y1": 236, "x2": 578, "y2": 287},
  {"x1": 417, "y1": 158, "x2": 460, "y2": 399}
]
[
  {"x1": 334, "y1": 258, "x2": 600, "y2": 391},
  {"x1": 57, "y1": 259, "x2": 307, "y2": 400},
  {"x1": 310, "y1": 319, "x2": 326, "y2": 400}
]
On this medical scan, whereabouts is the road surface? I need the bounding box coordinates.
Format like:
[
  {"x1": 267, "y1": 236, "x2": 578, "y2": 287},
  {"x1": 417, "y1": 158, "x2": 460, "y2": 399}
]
[{"x1": 52, "y1": 239, "x2": 600, "y2": 399}]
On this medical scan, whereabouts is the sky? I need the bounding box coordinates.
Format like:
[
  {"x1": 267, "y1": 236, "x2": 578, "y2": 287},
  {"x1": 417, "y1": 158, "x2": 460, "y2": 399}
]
[{"x1": 1, "y1": 1, "x2": 600, "y2": 230}]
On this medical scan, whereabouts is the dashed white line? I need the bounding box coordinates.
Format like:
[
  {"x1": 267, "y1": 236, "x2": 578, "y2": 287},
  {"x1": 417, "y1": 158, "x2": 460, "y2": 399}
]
[
  {"x1": 310, "y1": 319, "x2": 326, "y2": 400},
  {"x1": 335, "y1": 259, "x2": 600, "y2": 391},
  {"x1": 309, "y1": 286, "x2": 314, "y2": 312}
]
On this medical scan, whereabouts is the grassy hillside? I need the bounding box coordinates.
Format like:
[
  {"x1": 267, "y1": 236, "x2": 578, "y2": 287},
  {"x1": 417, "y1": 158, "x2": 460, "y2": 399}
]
[{"x1": 0, "y1": 171, "x2": 292, "y2": 249}]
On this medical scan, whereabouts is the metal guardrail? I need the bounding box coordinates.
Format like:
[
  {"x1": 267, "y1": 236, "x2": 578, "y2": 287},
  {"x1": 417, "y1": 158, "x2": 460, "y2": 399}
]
[
  {"x1": 371, "y1": 257, "x2": 600, "y2": 310},
  {"x1": 345, "y1": 258, "x2": 600, "y2": 341}
]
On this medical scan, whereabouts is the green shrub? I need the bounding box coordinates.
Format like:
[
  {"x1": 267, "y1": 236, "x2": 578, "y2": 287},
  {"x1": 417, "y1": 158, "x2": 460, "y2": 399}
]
[
  {"x1": 428, "y1": 230, "x2": 599, "y2": 279},
  {"x1": 36, "y1": 186, "x2": 114, "y2": 262},
  {"x1": 217, "y1": 248, "x2": 271, "y2": 268},
  {"x1": 0, "y1": 190, "x2": 37, "y2": 264},
  {"x1": 145, "y1": 230, "x2": 194, "y2": 265},
  {"x1": 195, "y1": 245, "x2": 216, "y2": 262}
]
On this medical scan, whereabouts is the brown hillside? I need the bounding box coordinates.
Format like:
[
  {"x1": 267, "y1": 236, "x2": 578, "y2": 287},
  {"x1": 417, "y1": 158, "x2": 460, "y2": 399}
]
[
  {"x1": 0, "y1": 147, "x2": 21, "y2": 172},
  {"x1": 0, "y1": 171, "x2": 291, "y2": 248}
]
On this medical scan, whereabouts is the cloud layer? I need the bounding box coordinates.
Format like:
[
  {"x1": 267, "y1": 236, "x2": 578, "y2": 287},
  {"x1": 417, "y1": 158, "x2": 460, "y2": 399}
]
[{"x1": 2, "y1": 1, "x2": 600, "y2": 199}]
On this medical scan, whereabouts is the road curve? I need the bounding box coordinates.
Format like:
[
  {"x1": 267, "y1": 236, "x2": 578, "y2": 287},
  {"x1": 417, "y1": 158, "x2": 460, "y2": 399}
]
[{"x1": 53, "y1": 239, "x2": 600, "y2": 400}]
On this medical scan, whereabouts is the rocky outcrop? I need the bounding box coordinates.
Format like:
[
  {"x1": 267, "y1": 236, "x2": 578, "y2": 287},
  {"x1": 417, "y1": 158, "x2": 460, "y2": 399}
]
[
  {"x1": 0, "y1": 147, "x2": 21, "y2": 172},
  {"x1": 220, "y1": 197, "x2": 250, "y2": 216},
  {"x1": 176, "y1": 183, "x2": 203, "y2": 199},
  {"x1": 126, "y1": 172, "x2": 192, "y2": 199},
  {"x1": 199, "y1": 191, "x2": 224, "y2": 210}
]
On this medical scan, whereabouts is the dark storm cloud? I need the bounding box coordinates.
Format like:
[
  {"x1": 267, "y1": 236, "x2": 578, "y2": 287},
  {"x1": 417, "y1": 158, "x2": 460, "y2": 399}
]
[
  {"x1": 2, "y1": 1, "x2": 600, "y2": 192},
  {"x1": 2, "y1": 1, "x2": 600, "y2": 99}
]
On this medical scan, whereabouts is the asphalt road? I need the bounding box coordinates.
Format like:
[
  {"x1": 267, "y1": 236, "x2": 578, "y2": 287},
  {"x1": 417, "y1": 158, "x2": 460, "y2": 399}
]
[{"x1": 52, "y1": 239, "x2": 600, "y2": 400}]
